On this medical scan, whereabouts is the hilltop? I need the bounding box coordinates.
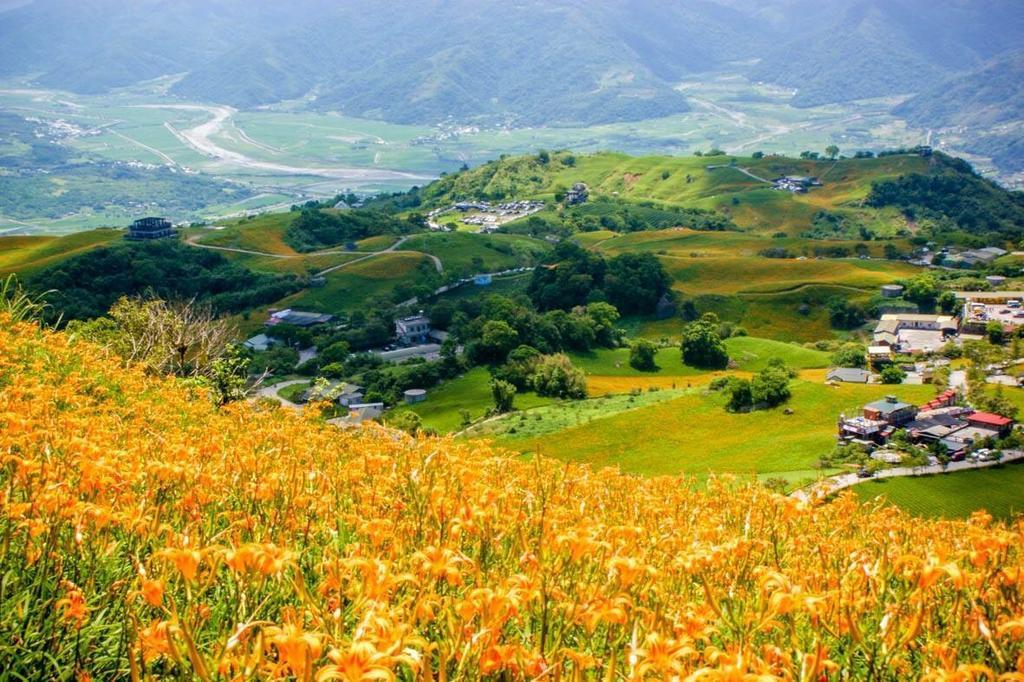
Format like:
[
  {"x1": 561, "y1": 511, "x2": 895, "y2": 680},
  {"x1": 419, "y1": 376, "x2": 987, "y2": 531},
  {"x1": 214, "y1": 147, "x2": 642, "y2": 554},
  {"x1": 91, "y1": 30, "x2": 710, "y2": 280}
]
[{"x1": 2, "y1": 314, "x2": 1023, "y2": 678}]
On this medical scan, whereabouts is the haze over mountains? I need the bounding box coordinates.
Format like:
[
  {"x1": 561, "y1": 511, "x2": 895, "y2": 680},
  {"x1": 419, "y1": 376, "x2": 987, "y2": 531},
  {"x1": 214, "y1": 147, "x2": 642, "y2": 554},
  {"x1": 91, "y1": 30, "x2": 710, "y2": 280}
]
[{"x1": 1, "y1": 0, "x2": 1022, "y2": 127}]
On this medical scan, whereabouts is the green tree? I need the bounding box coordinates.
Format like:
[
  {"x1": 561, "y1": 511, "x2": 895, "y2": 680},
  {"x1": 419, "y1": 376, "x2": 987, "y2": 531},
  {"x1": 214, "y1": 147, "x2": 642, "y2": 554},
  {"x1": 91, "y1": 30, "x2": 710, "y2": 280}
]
[
  {"x1": 832, "y1": 343, "x2": 867, "y2": 368},
  {"x1": 530, "y1": 354, "x2": 587, "y2": 399},
  {"x1": 388, "y1": 411, "x2": 422, "y2": 435},
  {"x1": 825, "y1": 145, "x2": 840, "y2": 159},
  {"x1": 629, "y1": 338, "x2": 658, "y2": 372},
  {"x1": 751, "y1": 364, "x2": 792, "y2": 407},
  {"x1": 681, "y1": 313, "x2": 729, "y2": 369},
  {"x1": 987, "y1": 321, "x2": 1005, "y2": 345},
  {"x1": 490, "y1": 379, "x2": 517, "y2": 413},
  {"x1": 937, "y1": 290, "x2": 958, "y2": 314},
  {"x1": 724, "y1": 377, "x2": 753, "y2": 412},
  {"x1": 880, "y1": 365, "x2": 906, "y2": 384},
  {"x1": 904, "y1": 274, "x2": 939, "y2": 308},
  {"x1": 477, "y1": 320, "x2": 519, "y2": 362}
]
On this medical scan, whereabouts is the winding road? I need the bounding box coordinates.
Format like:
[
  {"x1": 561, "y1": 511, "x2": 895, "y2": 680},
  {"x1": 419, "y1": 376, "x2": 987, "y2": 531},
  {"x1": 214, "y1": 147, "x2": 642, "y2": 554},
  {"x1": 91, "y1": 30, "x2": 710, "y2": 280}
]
[{"x1": 791, "y1": 450, "x2": 1024, "y2": 502}]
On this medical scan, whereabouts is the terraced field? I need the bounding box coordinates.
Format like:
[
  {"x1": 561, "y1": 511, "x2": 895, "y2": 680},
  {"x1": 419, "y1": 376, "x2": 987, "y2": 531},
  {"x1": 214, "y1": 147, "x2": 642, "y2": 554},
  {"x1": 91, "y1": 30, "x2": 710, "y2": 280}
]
[{"x1": 855, "y1": 463, "x2": 1024, "y2": 520}]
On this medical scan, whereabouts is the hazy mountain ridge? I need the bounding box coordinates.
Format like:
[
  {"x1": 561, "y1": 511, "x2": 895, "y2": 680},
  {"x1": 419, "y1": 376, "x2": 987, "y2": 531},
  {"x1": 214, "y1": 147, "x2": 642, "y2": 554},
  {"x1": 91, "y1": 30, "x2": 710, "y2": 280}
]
[
  {"x1": 1, "y1": 0, "x2": 1022, "y2": 140},
  {"x1": 751, "y1": 0, "x2": 1024, "y2": 108}
]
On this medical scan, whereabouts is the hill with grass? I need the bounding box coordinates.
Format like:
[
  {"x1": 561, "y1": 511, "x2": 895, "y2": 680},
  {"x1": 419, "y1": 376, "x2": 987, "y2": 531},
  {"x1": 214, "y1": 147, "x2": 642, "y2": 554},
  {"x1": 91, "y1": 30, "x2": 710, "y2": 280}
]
[{"x1": 2, "y1": 314, "x2": 1024, "y2": 678}]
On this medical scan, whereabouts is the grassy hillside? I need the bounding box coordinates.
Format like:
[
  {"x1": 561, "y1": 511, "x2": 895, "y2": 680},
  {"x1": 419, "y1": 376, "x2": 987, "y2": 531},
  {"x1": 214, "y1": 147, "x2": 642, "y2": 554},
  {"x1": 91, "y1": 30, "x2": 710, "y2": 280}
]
[
  {"x1": 493, "y1": 380, "x2": 936, "y2": 479},
  {"x1": 3, "y1": 315, "x2": 1022, "y2": 677},
  {"x1": 426, "y1": 151, "x2": 930, "y2": 237},
  {"x1": 0, "y1": 229, "x2": 122, "y2": 276},
  {"x1": 397, "y1": 232, "x2": 551, "y2": 274}
]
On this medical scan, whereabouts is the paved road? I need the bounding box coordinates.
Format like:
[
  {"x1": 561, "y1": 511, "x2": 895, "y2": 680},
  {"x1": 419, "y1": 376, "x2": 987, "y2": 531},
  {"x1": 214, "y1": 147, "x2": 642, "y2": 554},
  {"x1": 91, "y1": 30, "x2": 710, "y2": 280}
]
[
  {"x1": 256, "y1": 379, "x2": 307, "y2": 410},
  {"x1": 791, "y1": 450, "x2": 1024, "y2": 502}
]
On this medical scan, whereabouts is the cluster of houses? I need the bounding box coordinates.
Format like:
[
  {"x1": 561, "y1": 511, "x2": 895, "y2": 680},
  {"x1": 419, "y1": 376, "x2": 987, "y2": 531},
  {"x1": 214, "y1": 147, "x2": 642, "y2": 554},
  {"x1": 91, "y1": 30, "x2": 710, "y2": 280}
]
[
  {"x1": 956, "y1": 291, "x2": 1024, "y2": 335},
  {"x1": 772, "y1": 176, "x2": 822, "y2": 193},
  {"x1": 942, "y1": 246, "x2": 1008, "y2": 269},
  {"x1": 869, "y1": 313, "x2": 958, "y2": 360},
  {"x1": 838, "y1": 392, "x2": 1014, "y2": 460},
  {"x1": 907, "y1": 244, "x2": 1008, "y2": 269},
  {"x1": 426, "y1": 200, "x2": 545, "y2": 232}
]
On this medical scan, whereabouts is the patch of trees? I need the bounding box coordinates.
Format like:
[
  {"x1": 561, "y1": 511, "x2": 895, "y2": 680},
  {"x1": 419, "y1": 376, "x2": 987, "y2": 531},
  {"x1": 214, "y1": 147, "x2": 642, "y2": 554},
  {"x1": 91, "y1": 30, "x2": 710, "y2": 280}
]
[
  {"x1": 29, "y1": 240, "x2": 301, "y2": 323},
  {"x1": 528, "y1": 242, "x2": 671, "y2": 315},
  {"x1": 680, "y1": 313, "x2": 729, "y2": 369},
  {"x1": 759, "y1": 247, "x2": 794, "y2": 259},
  {"x1": 825, "y1": 297, "x2": 866, "y2": 330},
  {"x1": 802, "y1": 211, "x2": 875, "y2": 241},
  {"x1": 629, "y1": 338, "x2": 658, "y2": 371},
  {"x1": 283, "y1": 208, "x2": 422, "y2": 252},
  {"x1": 561, "y1": 198, "x2": 735, "y2": 233},
  {"x1": 491, "y1": 348, "x2": 587, "y2": 400},
  {"x1": 867, "y1": 157, "x2": 1024, "y2": 238},
  {"x1": 713, "y1": 359, "x2": 793, "y2": 413}
]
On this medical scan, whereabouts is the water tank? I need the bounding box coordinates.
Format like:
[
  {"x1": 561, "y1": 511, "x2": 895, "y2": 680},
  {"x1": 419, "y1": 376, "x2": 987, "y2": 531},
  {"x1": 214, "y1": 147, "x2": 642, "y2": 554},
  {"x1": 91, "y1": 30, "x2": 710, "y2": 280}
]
[
  {"x1": 404, "y1": 389, "x2": 427, "y2": 405},
  {"x1": 880, "y1": 284, "x2": 904, "y2": 298}
]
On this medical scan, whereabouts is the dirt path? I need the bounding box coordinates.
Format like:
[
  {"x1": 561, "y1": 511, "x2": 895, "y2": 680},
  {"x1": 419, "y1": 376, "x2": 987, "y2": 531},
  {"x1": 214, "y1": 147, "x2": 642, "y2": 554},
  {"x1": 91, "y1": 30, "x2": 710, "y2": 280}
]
[{"x1": 706, "y1": 165, "x2": 772, "y2": 184}]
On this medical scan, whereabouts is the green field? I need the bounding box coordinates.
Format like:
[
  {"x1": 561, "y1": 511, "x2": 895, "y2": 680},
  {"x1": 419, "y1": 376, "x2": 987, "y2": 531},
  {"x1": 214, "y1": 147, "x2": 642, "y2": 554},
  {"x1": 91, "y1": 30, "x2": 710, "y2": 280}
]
[
  {"x1": 278, "y1": 252, "x2": 432, "y2": 312},
  {"x1": 398, "y1": 232, "x2": 551, "y2": 274},
  {"x1": 386, "y1": 367, "x2": 555, "y2": 433},
  {"x1": 489, "y1": 381, "x2": 936, "y2": 479},
  {"x1": 571, "y1": 337, "x2": 830, "y2": 378},
  {"x1": 855, "y1": 463, "x2": 1024, "y2": 521}
]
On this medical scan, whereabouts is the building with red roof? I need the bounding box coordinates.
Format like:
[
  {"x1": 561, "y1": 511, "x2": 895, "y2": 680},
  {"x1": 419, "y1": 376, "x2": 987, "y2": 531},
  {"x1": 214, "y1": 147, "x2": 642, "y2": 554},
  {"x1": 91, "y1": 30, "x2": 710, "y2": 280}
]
[{"x1": 966, "y1": 411, "x2": 1013, "y2": 436}]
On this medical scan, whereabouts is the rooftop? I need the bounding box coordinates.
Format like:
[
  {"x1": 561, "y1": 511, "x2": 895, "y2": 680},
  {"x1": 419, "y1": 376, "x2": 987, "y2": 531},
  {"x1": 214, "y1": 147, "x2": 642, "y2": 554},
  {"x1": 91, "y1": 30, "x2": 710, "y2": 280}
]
[
  {"x1": 864, "y1": 396, "x2": 914, "y2": 415},
  {"x1": 966, "y1": 411, "x2": 1013, "y2": 428}
]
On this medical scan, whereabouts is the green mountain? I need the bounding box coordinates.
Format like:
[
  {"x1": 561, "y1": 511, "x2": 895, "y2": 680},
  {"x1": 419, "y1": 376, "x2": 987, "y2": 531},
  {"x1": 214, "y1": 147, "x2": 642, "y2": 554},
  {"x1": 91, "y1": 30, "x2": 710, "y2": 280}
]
[
  {"x1": 171, "y1": 0, "x2": 769, "y2": 126},
  {"x1": 894, "y1": 51, "x2": 1024, "y2": 173},
  {"x1": 752, "y1": 0, "x2": 1024, "y2": 107}
]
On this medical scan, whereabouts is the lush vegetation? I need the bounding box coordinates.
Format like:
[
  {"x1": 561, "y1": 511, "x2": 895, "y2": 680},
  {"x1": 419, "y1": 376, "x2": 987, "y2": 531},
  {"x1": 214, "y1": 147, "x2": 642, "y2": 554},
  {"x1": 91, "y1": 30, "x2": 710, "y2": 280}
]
[
  {"x1": 283, "y1": 208, "x2": 420, "y2": 252},
  {"x1": 3, "y1": 316, "x2": 1024, "y2": 679},
  {"x1": 867, "y1": 156, "x2": 1024, "y2": 239},
  {"x1": 527, "y1": 242, "x2": 671, "y2": 315},
  {"x1": 26, "y1": 240, "x2": 302, "y2": 322}
]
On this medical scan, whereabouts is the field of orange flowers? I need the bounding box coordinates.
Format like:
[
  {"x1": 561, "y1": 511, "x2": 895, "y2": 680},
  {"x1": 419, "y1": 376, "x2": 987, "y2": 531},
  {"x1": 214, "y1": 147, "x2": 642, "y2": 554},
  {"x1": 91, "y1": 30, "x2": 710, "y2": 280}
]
[{"x1": 1, "y1": 312, "x2": 1024, "y2": 680}]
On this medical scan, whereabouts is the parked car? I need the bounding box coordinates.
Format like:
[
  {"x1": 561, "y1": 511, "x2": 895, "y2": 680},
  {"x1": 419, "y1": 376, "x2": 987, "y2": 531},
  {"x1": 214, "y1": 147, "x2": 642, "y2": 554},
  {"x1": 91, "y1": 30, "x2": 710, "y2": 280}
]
[{"x1": 857, "y1": 468, "x2": 874, "y2": 479}]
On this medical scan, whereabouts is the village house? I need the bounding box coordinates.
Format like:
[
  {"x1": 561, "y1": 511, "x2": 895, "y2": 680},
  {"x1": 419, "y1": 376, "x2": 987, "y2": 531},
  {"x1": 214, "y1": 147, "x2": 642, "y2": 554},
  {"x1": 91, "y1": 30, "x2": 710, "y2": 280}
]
[
  {"x1": 827, "y1": 368, "x2": 872, "y2": 384},
  {"x1": 872, "y1": 313, "x2": 957, "y2": 354},
  {"x1": 772, "y1": 176, "x2": 821, "y2": 193},
  {"x1": 242, "y1": 333, "x2": 278, "y2": 352},
  {"x1": 840, "y1": 387, "x2": 1015, "y2": 460},
  {"x1": 395, "y1": 314, "x2": 432, "y2": 345},
  {"x1": 943, "y1": 246, "x2": 1008, "y2": 269}
]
